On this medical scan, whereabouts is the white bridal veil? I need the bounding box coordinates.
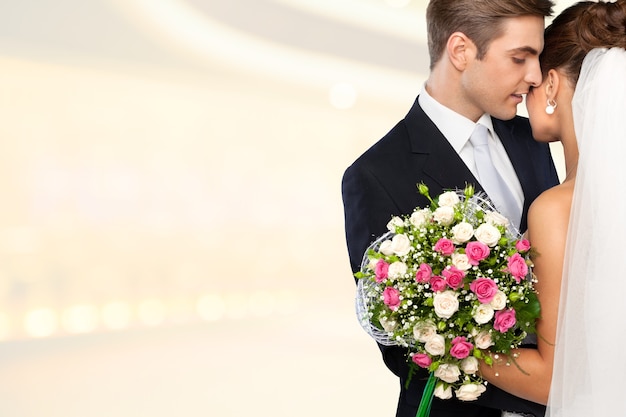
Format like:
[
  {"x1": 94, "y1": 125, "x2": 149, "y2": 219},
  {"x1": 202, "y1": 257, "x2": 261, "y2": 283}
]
[{"x1": 547, "y1": 47, "x2": 626, "y2": 416}]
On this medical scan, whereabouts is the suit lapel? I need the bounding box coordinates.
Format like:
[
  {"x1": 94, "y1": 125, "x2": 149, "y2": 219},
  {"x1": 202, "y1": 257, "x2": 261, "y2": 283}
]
[{"x1": 405, "y1": 100, "x2": 483, "y2": 194}]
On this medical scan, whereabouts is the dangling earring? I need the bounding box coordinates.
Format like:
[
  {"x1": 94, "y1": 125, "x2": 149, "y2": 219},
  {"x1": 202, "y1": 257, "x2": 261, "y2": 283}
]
[{"x1": 545, "y1": 99, "x2": 558, "y2": 115}]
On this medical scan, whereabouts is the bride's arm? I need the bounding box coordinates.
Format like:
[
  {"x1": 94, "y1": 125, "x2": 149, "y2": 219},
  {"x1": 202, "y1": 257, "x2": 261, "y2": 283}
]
[{"x1": 478, "y1": 186, "x2": 572, "y2": 405}]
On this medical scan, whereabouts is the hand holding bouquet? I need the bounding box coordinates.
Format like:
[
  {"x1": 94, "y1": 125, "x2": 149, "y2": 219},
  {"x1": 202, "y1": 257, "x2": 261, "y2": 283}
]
[{"x1": 355, "y1": 184, "x2": 540, "y2": 414}]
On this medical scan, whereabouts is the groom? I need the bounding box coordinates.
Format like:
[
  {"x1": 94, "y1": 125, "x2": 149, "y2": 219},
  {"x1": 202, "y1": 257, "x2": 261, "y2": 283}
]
[{"x1": 342, "y1": 0, "x2": 559, "y2": 416}]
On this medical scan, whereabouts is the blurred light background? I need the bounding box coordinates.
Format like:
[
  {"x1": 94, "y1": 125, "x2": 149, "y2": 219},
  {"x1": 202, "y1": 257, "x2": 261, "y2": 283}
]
[{"x1": 0, "y1": 0, "x2": 570, "y2": 416}]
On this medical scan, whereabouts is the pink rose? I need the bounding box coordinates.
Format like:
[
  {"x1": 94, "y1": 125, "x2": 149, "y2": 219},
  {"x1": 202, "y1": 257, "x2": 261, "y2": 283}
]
[
  {"x1": 507, "y1": 253, "x2": 528, "y2": 283},
  {"x1": 469, "y1": 277, "x2": 498, "y2": 303},
  {"x1": 515, "y1": 239, "x2": 530, "y2": 252},
  {"x1": 450, "y1": 336, "x2": 473, "y2": 359},
  {"x1": 415, "y1": 263, "x2": 433, "y2": 284},
  {"x1": 412, "y1": 353, "x2": 432, "y2": 368},
  {"x1": 434, "y1": 238, "x2": 455, "y2": 256},
  {"x1": 430, "y1": 275, "x2": 447, "y2": 292},
  {"x1": 442, "y1": 266, "x2": 466, "y2": 290},
  {"x1": 515, "y1": 239, "x2": 531, "y2": 252},
  {"x1": 465, "y1": 241, "x2": 490, "y2": 265},
  {"x1": 375, "y1": 259, "x2": 389, "y2": 283},
  {"x1": 383, "y1": 287, "x2": 401, "y2": 310},
  {"x1": 494, "y1": 309, "x2": 517, "y2": 333}
]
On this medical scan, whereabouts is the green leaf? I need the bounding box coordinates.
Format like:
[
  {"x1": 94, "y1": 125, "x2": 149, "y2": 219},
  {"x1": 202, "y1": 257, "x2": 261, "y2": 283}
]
[{"x1": 526, "y1": 291, "x2": 541, "y2": 317}]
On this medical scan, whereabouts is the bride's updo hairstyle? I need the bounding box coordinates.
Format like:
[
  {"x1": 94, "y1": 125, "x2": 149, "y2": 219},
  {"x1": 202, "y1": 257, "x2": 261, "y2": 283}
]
[{"x1": 540, "y1": 0, "x2": 626, "y2": 84}]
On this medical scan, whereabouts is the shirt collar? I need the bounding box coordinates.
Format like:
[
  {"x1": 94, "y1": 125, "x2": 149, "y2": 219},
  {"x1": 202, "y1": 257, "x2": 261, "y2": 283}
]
[{"x1": 418, "y1": 85, "x2": 496, "y2": 150}]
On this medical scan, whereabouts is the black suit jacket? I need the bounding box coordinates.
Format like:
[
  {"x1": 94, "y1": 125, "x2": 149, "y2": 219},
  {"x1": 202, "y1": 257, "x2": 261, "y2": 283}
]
[{"x1": 342, "y1": 97, "x2": 560, "y2": 417}]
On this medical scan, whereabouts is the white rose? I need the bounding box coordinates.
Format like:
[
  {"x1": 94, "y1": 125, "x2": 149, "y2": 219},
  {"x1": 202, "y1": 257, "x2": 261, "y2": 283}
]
[
  {"x1": 390, "y1": 234, "x2": 411, "y2": 257},
  {"x1": 484, "y1": 211, "x2": 509, "y2": 227},
  {"x1": 367, "y1": 256, "x2": 379, "y2": 270},
  {"x1": 410, "y1": 209, "x2": 430, "y2": 228},
  {"x1": 474, "y1": 223, "x2": 501, "y2": 247},
  {"x1": 451, "y1": 222, "x2": 474, "y2": 244},
  {"x1": 433, "y1": 290, "x2": 459, "y2": 319},
  {"x1": 473, "y1": 303, "x2": 494, "y2": 324},
  {"x1": 438, "y1": 191, "x2": 460, "y2": 207},
  {"x1": 379, "y1": 316, "x2": 397, "y2": 332},
  {"x1": 460, "y1": 356, "x2": 479, "y2": 375},
  {"x1": 388, "y1": 261, "x2": 408, "y2": 279},
  {"x1": 451, "y1": 253, "x2": 472, "y2": 271},
  {"x1": 387, "y1": 216, "x2": 404, "y2": 232},
  {"x1": 434, "y1": 363, "x2": 461, "y2": 383},
  {"x1": 379, "y1": 239, "x2": 394, "y2": 256},
  {"x1": 455, "y1": 383, "x2": 486, "y2": 401},
  {"x1": 474, "y1": 330, "x2": 494, "y2": 349},
  {"x1": 413, "y1": 320, "x2": 437, "y2": 343},
  {"x1": 425, "y1": 334, "x2": 446, "y2": 356},
  {"x1": 434, "y1": 383, "x2": 453, "y2": 400},
  {"x1": 433, "y1": 206, "x2": 455, "y2": 226},
  {"x1": 490, "y1": 291, "x2": 507, "y2": 310}
]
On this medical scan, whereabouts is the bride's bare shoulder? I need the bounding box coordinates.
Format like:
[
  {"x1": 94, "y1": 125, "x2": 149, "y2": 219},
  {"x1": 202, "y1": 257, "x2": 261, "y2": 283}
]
[{"x1": 528, "y1": 183, "x2": 574, "y2": 223}]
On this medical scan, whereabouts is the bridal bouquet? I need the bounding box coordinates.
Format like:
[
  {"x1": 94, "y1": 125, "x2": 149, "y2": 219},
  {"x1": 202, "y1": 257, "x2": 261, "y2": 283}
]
[{"x1": 355, "y1": 184, "x2": 540, "y2": 415}]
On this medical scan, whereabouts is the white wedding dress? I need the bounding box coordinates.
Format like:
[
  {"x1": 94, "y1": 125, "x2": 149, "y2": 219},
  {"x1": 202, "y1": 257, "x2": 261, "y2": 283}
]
[
  {"x1": 545, "y1": 47, "x2": 626, "y2": 416},
  {"x1": 502, "y1": 47, "x2": 626, "y2": 417}
]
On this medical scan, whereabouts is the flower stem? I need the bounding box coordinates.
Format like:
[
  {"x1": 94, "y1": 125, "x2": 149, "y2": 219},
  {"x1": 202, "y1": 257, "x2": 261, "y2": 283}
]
[{"x1": 416, "y1": 372, "x2": 436, "y2": 417}]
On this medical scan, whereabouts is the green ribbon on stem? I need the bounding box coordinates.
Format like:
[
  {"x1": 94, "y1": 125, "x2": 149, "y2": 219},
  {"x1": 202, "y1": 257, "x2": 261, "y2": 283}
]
[{"x1": 415, "y1": 372, "x2": 436, "y2": 417}]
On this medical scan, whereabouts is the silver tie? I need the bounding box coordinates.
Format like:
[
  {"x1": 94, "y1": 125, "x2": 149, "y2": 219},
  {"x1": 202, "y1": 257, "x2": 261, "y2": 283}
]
[{"x1": 469, "y1": 124, "x2": 521, "y2": 227}]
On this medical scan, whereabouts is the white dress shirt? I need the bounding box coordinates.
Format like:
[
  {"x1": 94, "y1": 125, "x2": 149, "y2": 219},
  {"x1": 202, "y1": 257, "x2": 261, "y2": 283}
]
[{"x1": 417, "y1": 85, "x2": 524, "y2": 213}]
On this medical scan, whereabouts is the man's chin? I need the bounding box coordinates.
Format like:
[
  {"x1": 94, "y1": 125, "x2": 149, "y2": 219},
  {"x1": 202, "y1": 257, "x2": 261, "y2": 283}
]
[{"x1": 491, "y1": 105, "x2": 520, "y2": 121}]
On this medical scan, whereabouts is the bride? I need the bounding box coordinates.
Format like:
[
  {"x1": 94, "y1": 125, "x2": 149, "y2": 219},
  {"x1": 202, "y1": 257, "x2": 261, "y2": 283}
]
[{"x1": 478, "y1": 1, "x2": 626, "y2": 415}]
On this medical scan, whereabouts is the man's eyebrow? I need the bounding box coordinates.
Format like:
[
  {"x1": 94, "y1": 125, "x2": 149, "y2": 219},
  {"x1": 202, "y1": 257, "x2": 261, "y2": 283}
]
[{"x1": 509, "y1": 46, "x2": 539, "y2": 55}]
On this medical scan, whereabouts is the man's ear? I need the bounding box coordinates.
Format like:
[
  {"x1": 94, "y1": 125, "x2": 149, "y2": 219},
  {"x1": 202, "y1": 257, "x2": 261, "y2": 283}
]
[{"x1": 446, "y1": 32, "x2": 475, "y2": 71}]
